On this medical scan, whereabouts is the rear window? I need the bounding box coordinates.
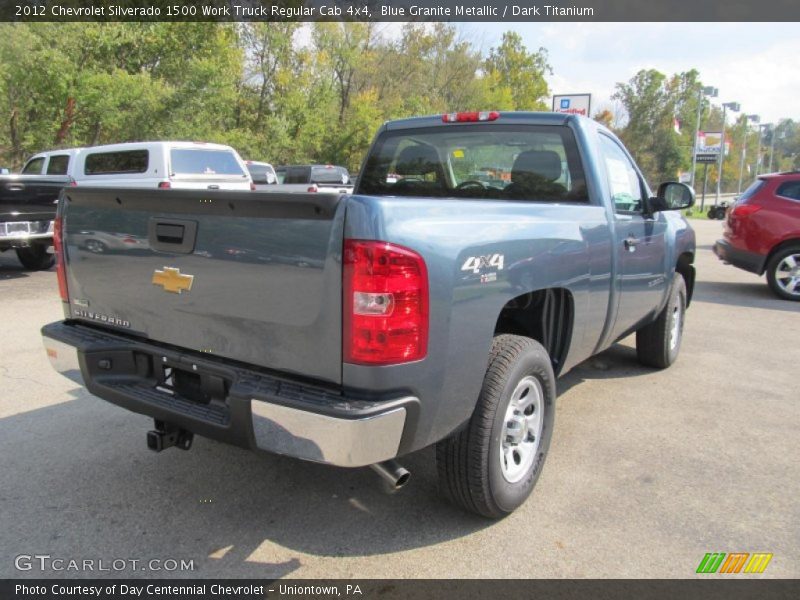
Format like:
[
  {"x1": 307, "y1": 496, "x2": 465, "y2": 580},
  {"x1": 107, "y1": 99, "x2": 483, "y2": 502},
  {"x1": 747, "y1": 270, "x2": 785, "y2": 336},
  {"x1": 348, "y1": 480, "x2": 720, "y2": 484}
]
[
  {"x1": 776, "y1": 180, "x2": 800, "y2": 201},
  {"x1": 284, "y1": 167, "x2": 310, "y2": 184},
  {"x1": 357, "y1": 124, "x2": 587, "y2": 201},
  {"x1": 22, "y1": 157, "x2": 45, "y2": 174},
  {"x1": 170, "y1": 149, "x2": 245, "y2": 176},
  {"x1": 46, "y1": 155, "x2": 70, "y2": 175},
  {"x1": 738, "y1": 180, "x2": 765, "y2": 202},
  {"x1": 311, "y1": 166, "x2": 350, "y2": 185},
  {"x1": 85, "y1": 150, "x2": 149, "y2": 175},
  {"x1": 247, "y1": 163, "x2": 276, "y2": 184}
]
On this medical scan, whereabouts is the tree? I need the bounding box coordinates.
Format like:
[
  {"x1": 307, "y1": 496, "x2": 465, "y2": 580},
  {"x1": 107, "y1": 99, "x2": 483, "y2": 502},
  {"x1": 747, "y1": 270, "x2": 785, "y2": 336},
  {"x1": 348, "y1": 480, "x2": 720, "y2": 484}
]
[{"x1": 484, "y1": 32, "x2": 551, "y2": 111}]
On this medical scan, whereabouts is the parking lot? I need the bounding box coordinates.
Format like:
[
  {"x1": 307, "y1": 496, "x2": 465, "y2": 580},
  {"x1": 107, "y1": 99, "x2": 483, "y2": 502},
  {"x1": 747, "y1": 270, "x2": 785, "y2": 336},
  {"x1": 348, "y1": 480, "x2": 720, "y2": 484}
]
[{"x1": 1, "y1": 218, "x2": 797, "y2": 579}]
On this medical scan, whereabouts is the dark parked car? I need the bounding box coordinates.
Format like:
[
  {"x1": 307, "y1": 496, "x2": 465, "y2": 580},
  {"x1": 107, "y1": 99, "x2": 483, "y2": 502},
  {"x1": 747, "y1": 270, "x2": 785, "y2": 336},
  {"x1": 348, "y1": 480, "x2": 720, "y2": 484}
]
[
  {"x1": 1, "y1": 173, "x2": 71, "y2": 269},
  {"x1": 714, "y1": 172, "x2": 800, "y2": 300}
]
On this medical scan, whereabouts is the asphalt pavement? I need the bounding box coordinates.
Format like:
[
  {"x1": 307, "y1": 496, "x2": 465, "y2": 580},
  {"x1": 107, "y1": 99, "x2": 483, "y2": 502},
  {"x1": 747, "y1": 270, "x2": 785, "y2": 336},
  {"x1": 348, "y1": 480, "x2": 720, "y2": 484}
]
[{"x1": 1, "y1": 219, "x2": 798, "y2": 579}]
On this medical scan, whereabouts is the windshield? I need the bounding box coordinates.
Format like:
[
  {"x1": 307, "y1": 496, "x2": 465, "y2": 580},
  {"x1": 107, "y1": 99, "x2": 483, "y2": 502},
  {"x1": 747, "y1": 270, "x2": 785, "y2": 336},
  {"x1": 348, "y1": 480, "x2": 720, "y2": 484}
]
[
  {"x1": 357, "y1": 124, "x2": 587, "y2": 201},
  {"x1": 170, "y1": 148, "x2": 245, "y2": 177}
]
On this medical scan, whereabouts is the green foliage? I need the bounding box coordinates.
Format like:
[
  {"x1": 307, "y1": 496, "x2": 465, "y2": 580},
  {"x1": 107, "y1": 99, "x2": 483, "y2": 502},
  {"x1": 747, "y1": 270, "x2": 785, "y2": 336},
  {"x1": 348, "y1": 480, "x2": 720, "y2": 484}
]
[
  {"x1": 2, "y1": 23, "x2": 793, "y2": 182},
  {"x1": 484, "y1": 32, "x2": 551, "y2": 110},
  {"x1": 0, "y1": 23, "x2": 557, "y2": 172}
]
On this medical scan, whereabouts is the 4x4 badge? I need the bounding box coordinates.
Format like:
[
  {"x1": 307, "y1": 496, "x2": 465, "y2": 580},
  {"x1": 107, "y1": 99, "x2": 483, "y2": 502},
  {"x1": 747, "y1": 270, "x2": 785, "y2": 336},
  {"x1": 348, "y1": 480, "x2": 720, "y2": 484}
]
[{"x1": 152, "y1": 267, "x2": 194, "y2": 294}]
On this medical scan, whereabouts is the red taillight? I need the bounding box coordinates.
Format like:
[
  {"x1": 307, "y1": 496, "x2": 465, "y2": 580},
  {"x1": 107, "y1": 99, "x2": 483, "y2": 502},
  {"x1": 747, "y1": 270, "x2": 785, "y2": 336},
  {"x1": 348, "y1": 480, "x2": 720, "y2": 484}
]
[
  {"x1": 343, "y1": 240, "x2": 428, "y2": 365},
  {"x1": 53, "y1": 216, "x2": 68, "y2": 302},
  {"x1": 158, "y1": 181, "x2": 171, "y2": 189},
  {"x1": 731, "y1": 204, "x2": 762, "y2": 217},
  {"x1": 307, "y1": 185, "x2": 318, "y2": 193},
  {"x1": 442, "y1": 111, "x2": 500, "y2": 123},
  {"x1": 250, "y1": 182, "x2": 257, "y2": 191},
  {"x1": 68, "y1": 177, "x2": 77, "y2": 187}
]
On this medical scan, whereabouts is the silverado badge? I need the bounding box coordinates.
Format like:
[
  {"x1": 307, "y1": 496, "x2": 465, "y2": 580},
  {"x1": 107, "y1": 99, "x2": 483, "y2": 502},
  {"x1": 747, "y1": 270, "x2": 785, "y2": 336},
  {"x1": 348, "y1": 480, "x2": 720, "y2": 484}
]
[{"x1": 152, "y1": 267, "x2": 194, "y2": 294}]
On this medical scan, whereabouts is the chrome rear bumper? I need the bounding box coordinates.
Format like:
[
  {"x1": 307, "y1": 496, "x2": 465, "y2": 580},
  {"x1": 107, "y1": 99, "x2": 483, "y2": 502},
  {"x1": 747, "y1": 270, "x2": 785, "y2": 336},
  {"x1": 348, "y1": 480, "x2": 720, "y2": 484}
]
[{"x1": 42, "y1": 323, "x2": 412, "y2": 468}]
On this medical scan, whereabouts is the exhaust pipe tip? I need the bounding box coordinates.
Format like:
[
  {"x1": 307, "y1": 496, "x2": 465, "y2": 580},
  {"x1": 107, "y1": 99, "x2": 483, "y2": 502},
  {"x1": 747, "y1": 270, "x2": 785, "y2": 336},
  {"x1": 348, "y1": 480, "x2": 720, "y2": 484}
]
[{"x1": 370, "y1": 460, "x2": 411, "y2": 493}]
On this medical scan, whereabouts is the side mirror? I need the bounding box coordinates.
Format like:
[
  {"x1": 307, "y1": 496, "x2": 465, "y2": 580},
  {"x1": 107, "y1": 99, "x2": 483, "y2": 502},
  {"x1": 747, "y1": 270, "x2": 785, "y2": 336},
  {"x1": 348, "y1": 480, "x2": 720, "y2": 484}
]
[
  {"x1": 251, "y1": 174, "x2": 269, "y2": 185},
  {"x1": 651, "y1": 181, "x2": 695, "y2": 212}
]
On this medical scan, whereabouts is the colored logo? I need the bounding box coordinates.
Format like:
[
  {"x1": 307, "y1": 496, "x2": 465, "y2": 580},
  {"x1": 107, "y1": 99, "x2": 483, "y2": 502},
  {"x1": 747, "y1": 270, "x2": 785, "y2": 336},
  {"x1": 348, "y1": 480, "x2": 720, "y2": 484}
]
[
  {"x1": 560, "y1": 99, "x2": 570, "y2": 109},
  {"x1": 696, "y1": 552, "x2": 773, "y2": 574},
  {"x1": 152, "y1": 267, "x2": 194, "y2": 294}
]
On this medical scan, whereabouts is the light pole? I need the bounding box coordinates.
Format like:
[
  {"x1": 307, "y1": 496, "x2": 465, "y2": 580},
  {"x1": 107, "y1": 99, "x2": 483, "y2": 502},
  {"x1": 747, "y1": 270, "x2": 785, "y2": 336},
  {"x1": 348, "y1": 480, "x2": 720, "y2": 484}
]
[
  {"x1": 768, "y1": 122, "x2": 783, "y2": 173},
  {"x1": 690, "y1": 85, "x2": 717, "y2": 191},
  {"x1": 738, "y1": 114, "x2": 759, "y2": 193},
  {"x1": 715, "y1": 101, "x2": 740, "y2": 205},
  {"x1": 755, "y1": 123, "x2": 772, "y2": 176}
]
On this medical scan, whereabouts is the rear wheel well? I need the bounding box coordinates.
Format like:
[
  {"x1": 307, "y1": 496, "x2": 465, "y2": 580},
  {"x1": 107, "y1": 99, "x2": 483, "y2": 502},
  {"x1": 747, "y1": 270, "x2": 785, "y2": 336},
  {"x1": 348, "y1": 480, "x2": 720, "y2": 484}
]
[
  {"x1": 676, "y1": 252, "x2": 695, "y2": 305},
  {"x1": 494, "y1": 288, "x2": 573, "y2": 375}
]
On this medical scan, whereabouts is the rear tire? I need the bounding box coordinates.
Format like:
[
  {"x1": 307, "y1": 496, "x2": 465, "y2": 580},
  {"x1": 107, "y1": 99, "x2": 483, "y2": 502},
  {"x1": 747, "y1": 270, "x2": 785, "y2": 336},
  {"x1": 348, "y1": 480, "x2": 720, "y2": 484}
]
[
  {"x1": 436, "y1": 335, "x2": 556, "y2": 519},
  {"x1": 15, "y1": 246, "x2": 54, "y2": 271},
  {"x1": 765, "y1": 245, "x2": 800, "y2": 301},
  {"x1": 636, "y1": 275, "x2": 686, "y2": 368}
]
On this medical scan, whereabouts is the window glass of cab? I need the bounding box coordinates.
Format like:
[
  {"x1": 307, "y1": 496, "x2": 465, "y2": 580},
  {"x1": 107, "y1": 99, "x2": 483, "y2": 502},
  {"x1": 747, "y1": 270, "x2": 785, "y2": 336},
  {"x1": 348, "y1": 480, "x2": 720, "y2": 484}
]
[
  {"x1": 22, "y1": 157, "x2": 45, "y2": 174},
  {"x1": 357, "y1": 124, "x2": 587, "y2": 202},
  {"x1": 46, "y1": 155, "x2": 70, "y2": 175},
  {"x1": 598, "y1": 135, "x2": 644, "y2": 213}
]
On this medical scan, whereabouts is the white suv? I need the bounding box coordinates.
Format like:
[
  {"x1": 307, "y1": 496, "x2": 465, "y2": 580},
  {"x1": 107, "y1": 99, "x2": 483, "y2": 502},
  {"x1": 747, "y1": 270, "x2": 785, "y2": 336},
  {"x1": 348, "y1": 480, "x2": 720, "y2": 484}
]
[{"x1": 22, "y1": 142, "x2": 253, "y2": 191}]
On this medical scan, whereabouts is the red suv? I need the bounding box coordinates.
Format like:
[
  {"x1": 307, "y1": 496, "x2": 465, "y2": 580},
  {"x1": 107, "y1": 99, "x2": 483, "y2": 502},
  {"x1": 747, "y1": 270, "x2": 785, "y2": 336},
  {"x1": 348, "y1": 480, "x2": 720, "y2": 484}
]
[{"x1": 714, "y1": 172, "x2": 800, "y2": 300}]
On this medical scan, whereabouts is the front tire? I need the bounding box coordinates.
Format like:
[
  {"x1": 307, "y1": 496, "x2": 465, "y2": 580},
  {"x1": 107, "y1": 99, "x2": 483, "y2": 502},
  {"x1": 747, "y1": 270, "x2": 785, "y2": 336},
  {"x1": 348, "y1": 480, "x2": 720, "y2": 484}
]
[
  {"x1": 436, "y1": 335, "x2": 556, "y2": 519},
  {"x1": 15, "y1": 246, "x2": 55, "y2": 271},
  {"x1": 765, "y1": 246, "x2": 800, "y2": 301},
  {"x1": 636, "y1": 275, "x2": 687, "y2": 368}
]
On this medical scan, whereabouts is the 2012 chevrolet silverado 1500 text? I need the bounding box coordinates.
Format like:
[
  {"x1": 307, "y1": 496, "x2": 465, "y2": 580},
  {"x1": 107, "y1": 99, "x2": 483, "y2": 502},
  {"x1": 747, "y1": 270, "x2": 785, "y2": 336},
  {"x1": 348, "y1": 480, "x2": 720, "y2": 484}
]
[{"x1": 42, "y1": 112, "x2": 696, "y2": 517}]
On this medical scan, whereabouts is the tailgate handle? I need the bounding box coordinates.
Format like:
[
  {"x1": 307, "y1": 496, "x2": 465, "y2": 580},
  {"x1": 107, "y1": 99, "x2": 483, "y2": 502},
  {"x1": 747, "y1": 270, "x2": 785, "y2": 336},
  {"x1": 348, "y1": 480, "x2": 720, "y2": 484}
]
[
  {"x1": 156, "y1": 223, "x2": 185, "y2": 244},
  {"x1": 148, "y1": 218, "x2": 198, "y2": 254}
]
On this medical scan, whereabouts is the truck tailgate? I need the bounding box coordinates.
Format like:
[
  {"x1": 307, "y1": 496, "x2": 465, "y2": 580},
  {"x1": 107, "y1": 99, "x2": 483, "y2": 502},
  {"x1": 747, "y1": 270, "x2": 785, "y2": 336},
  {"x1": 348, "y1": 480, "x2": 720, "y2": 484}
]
[{"x1": 62, "y1": 187, "x2": 345, "y2": 384}]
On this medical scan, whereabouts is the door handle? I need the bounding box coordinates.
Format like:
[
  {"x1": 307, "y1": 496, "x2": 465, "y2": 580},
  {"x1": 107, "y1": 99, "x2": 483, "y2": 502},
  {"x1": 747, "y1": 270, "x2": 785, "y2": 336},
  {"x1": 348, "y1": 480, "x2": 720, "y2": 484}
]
[{"x1": 624, "y1": 236, "x2": 639, "y2": 252}]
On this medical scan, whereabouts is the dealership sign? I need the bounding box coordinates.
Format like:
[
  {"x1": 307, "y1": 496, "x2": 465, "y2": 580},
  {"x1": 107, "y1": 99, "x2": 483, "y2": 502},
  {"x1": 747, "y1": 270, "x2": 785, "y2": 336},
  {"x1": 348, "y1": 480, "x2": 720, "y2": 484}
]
[
  {"x1": 695, "y1": 131, "x2": 731, "y2": 163},
  {"x1": 552, "y1": 94, "x2": 591, "y2": 117}
]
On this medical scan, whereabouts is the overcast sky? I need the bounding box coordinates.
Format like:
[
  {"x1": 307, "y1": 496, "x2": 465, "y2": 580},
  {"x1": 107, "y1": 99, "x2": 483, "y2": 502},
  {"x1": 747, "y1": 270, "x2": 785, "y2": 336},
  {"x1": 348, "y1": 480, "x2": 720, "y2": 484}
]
[{"x1": 467, "y1": 22, "x2": 798, "y2": 125}]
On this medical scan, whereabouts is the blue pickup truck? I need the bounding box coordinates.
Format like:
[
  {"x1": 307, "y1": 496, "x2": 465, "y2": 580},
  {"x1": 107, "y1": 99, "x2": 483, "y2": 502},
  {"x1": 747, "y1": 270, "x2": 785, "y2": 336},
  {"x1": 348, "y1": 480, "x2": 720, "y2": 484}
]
[{"x1": 41, "y1": 112, "x2": 695, "y2": 518}]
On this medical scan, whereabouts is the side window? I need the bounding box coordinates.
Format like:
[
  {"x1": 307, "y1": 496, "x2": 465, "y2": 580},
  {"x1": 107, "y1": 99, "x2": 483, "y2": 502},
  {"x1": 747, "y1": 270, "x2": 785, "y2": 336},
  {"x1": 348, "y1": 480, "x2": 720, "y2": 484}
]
[
  {"x1": 22, "y1": 157, "x2": 45, "y2": 174},
  {"x1": 85, "y1": 150, "x2": 149, "y2": 175},
  {"x1": 46, "y1": 155, "x2": 70, "y2": 175},
  {"x1": 776, "y1": 181, "x2": 800, "y2": 201},
  {"x1": 598, "y1": 135, "x2": 645, "y2": 213}
]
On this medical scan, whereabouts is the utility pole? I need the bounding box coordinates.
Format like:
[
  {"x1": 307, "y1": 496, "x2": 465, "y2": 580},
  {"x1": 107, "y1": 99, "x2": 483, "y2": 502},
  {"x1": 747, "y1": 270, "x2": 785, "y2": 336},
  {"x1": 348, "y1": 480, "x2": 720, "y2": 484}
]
[
  {"x1": 738, "y1": 114, "x2": 759, "y2": 193},
  {"x1": 690, "y1": 85, "x2": 717, "y2": 192},
  {"x1": 715, "y1": 101, "x2": 740, "y2": 206}
]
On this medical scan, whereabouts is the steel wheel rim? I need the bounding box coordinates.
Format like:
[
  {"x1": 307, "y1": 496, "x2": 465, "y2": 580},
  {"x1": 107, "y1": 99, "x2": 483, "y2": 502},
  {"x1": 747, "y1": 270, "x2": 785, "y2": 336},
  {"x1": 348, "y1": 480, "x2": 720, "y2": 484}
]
[
  {"x1": 774, "y1": 254, "x2": 800, "y2": 297},
  {"x1": 500, "y1": 375, "x2": 544, "y2": 483}
]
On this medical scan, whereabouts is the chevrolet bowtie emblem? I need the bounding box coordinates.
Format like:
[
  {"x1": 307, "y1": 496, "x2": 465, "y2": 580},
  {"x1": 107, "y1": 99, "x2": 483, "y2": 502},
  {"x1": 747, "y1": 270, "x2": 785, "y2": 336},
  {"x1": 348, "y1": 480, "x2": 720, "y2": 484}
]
[{"x1": 152, "y1": 267, "x2": 194, "y2": 294}]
